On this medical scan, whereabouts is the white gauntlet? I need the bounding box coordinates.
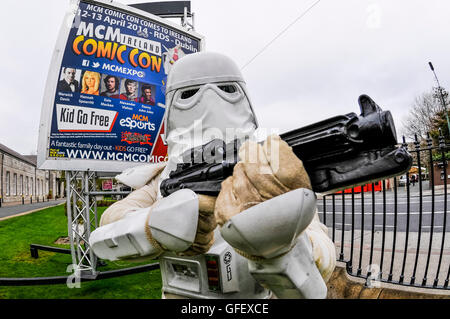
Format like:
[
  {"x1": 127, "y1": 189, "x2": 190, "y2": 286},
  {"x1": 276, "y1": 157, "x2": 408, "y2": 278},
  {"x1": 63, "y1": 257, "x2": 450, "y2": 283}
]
[
  {"x1": 220, "y1": 188, "x2": 328, "y2": 298},
  {"x1": 220, "y1": 188, "x2": 316, "y2": 259},
  {"x1": 90, "y1": 189, "x2": 199, "y2": 261}
]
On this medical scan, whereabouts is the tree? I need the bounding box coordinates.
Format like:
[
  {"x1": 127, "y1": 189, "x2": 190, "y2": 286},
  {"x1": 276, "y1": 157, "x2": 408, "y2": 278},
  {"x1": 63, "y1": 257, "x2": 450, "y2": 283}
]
[
  {"x1": 402, "y1": 87, "x2": 450, "y2": 177},
  {"x1": 401, "y1": 87, "x2": 448, "y2": 141},
  {"x1": 429, "y1": 109, "x2": 450, "y2": 145}
]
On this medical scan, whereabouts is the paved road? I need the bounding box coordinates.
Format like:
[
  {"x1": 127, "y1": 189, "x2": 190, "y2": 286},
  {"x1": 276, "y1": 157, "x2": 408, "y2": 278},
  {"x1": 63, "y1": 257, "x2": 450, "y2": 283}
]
[
  {"x1": 318, "y1": 194, "x2": 449, "y2": 231},
  {"x1": 0, "y1": 199, "x2": 66, "y2": 220},
  {"x1": 317, "y1": 183, "x2": 449, "y2": 232}
]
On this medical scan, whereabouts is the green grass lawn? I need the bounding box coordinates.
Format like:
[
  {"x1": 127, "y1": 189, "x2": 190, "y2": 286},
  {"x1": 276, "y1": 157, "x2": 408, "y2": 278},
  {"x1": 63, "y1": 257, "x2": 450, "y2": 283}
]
[{"x1": 0, "y1": 205, "x2": 162, "y2": 299}]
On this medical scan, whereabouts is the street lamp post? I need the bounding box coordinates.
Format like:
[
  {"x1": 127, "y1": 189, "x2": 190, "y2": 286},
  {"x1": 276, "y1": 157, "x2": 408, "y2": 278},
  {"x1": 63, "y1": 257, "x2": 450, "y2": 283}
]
[{"x1": 428, "y1": 62, "x2": 450, "y2": 136}]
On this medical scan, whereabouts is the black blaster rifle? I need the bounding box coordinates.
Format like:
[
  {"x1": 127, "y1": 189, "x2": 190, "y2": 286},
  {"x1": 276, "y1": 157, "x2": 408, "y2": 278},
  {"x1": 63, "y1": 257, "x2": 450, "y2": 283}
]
[{"x1": 160, "y1": 95, "x2": 413, "y2": 197}]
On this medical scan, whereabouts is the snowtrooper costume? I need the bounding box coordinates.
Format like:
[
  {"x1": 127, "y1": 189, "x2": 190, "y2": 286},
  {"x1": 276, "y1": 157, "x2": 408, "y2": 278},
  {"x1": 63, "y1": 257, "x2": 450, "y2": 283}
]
[{"x1": 89, "y1": 52, "x2": 336, "y2": 299}]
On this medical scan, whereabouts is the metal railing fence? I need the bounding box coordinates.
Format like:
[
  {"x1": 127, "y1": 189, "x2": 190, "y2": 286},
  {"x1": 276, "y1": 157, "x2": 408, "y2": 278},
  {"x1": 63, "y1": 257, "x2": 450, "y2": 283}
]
[{"x1": 318, "y1": 132, "x2": 449, "y2": 290}]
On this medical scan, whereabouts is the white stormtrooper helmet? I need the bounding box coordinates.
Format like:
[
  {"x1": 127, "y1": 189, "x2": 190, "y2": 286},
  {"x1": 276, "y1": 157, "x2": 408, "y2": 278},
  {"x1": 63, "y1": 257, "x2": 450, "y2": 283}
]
[{"x1": 159, "y1": 52, "x2": 259, "y2": 188}]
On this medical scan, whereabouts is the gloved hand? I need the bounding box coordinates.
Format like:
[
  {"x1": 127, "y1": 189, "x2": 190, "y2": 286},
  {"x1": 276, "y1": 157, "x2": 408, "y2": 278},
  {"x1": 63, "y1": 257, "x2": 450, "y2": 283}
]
[
  {"x1": 215, "y1": 134, "x2": 312, "y2": 226},
  {"x1": 178, "y1": 194, "x2": 217, "y2": 256},
  {"x1": 215, "y1": 134, "x2": 335, "y2": 281}
]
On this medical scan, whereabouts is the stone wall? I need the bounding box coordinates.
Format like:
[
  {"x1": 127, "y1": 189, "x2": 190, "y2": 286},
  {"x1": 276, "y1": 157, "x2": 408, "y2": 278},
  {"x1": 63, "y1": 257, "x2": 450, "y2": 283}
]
[{"x1": 327, "y1": 262, "x2": 450, "y2": 299}]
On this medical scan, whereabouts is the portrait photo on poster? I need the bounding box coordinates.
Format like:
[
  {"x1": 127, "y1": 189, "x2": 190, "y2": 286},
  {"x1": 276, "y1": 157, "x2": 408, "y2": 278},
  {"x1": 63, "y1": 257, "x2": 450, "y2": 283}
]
[
  {"x1": 80, "y1": 70, "x2": 101, "y2": 95},
  {"x1": 139, "y1": 83, "x2": 156, "y2": 106},
  {"x1": 100, "y1": 74, "x2": 121, "y2": 99},
  {"x1": 57, "y1": 67, "x2": 81, "y2": 93},
  {"x1": 120, "y1": 78, "x2": 139, "y2": 102}
]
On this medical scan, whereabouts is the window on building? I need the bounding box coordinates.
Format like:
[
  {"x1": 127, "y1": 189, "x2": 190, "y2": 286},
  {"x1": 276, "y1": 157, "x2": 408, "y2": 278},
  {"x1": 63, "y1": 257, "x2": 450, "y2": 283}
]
[
  {"x1": 42, "y1": 180, "x2": 44, "y2": 196},
  {"x1": 20, "y1": 175, "x2": 23, "y2": 195},
  {"x1": 31, "y1": 177, "x2": 33, "y2": 196},
  {"x1": 26, "y1": 176, "x2": 29, "y2": 195},
  {"x1": 13, "y1": 173, "x2": 17, "y2": 196},
  {"x1": 6, "y1": 171, "x2": 10, "y2": 196}
]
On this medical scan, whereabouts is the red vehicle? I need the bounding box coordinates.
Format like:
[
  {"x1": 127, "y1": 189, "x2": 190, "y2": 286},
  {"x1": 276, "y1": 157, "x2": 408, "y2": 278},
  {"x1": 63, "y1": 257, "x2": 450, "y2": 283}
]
[{"x1": 336, "y1": 181, "x2": 382, "y2": 194}]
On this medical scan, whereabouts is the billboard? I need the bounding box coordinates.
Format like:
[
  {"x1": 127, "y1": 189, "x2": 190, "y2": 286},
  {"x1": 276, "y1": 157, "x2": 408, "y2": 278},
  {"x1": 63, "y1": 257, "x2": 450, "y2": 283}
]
[{"x1": 37, "y1": 0, "x2": 204, "y2": 172}]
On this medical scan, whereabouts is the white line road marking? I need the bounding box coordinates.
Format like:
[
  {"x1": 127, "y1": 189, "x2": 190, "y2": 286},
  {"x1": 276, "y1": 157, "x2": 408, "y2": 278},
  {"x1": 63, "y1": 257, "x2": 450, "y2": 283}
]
[{"x1": 333, "y1": 223, "x2": 445, "y2": 229}]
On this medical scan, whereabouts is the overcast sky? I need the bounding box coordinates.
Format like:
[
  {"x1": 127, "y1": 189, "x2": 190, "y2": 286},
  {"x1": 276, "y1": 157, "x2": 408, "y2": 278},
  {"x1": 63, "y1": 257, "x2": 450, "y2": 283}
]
[{"x1": 0, "y1": 0, "x2": 448, "y2": 154}]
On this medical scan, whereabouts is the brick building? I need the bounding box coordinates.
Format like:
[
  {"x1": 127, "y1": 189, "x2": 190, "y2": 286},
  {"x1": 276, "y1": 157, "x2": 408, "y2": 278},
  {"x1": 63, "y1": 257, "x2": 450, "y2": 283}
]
[
  {"x1": 432, "y1": 161, "x2": 449, "y2": 186},
  {"x1": 0, "y1": 143, "x2": 64, "y2": 204}
]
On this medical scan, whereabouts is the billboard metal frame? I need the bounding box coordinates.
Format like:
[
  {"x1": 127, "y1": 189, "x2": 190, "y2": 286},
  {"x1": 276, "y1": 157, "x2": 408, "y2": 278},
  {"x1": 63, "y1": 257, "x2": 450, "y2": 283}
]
[
  {"x1": 36, "y1": 0, "x2": 204, "y2": 277},
  {"x1": 66, "y1": 170, "x2": 99, "y2": 277},
  {"x1": 129, "y1": 1, "x2": 195, "y2": 30}
]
